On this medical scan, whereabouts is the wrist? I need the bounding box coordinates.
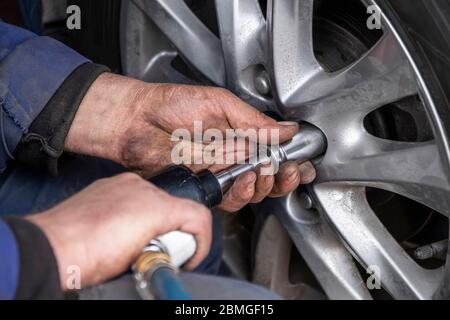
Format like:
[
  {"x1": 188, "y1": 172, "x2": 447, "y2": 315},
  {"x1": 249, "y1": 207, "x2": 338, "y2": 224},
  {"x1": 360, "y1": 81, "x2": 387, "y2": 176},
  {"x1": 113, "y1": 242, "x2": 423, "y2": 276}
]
[
  {"x1": 26, "y1": 211, "x2": 100, "y2": 292},
  {"x1": 15, "y1": 63, "x2": 109, "y2": 176},
  {"x1": 65, "y1": 73, "x2": 151, "y2": 165}
]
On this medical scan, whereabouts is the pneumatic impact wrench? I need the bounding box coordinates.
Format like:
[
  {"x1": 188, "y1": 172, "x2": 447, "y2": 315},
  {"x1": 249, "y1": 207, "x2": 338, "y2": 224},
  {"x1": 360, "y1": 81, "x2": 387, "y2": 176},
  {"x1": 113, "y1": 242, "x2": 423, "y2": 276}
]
[{"x1": 133, "y1": 123, "x2": 327, "y2": 299}]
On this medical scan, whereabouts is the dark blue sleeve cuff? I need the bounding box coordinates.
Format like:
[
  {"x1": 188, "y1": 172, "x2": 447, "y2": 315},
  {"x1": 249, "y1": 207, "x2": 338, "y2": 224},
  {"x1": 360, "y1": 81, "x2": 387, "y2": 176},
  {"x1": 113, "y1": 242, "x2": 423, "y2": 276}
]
[
  {"x1": 0, "y1": 23, "x2": 89, "y2": 170},
  {"x1": 0, "y1": 219, "x2": 19, "y2": 300},
  {"x1": 2, "y1": 217, "x2": 62, "y2": 300}
]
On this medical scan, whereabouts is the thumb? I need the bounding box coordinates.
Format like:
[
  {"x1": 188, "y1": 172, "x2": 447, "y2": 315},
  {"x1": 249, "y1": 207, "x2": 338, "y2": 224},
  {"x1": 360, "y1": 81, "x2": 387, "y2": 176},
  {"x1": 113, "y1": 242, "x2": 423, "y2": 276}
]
[
  {"x1": 275, "y1": 121, "x2": 300, "y2": 143},
  {"x1": 229, "y1": 107, "x2": 299, "y2": 144},
  {"x1": 223, "y1": 94, "x2": 299, "y2": 143}
]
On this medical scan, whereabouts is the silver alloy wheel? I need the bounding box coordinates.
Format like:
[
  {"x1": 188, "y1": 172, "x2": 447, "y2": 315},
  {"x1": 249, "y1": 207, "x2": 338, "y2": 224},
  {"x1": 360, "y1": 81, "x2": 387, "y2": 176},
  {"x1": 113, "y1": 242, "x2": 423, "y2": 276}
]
[{"x1": 120, "y1": 0, "x2": 450, "y2": 299}]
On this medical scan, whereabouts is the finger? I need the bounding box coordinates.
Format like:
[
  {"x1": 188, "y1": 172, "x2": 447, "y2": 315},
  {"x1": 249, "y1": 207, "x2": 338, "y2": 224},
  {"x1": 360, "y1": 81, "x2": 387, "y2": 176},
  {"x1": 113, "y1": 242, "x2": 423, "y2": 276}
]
[
  {"x1": 181, "y1": 205, "x2": 213, "y2": 270},
  {"x1": 221, "y1": 92, "x2": 299, "y2": 143},
  {"x1": 184, "y1": 228, "x2": 211, "y2": 271},
  {"x1": 250, "y1": 165, "x2": 275, "y2": 204},
  {"x1": 276, "y1": 121, "x2": 300, "y2": 143},
  {"x1": 269, "y1": 162, "x2": 301, "y2": 198},
  {"x1": 218, "y1": 171, "x2": 257, "y2": 212},
  {"x1": 298, "y1": 161, "x2": 317, "y2": 184},
  {"x1": 197, "y1": 138, "x2": 251, "y2": 173}
]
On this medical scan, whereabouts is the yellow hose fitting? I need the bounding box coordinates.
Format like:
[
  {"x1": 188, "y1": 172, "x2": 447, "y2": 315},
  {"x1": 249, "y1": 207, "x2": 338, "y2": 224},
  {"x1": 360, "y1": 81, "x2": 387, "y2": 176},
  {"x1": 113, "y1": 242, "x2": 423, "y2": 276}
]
[{"x1": 134, "y1": 251, "x2": 171, "y2": 274}]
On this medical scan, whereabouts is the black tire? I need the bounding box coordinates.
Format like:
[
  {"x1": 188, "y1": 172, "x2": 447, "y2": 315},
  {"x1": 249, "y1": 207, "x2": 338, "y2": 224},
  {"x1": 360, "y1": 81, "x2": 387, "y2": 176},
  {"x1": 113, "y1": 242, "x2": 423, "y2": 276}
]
[
  {"x1": 377, "y1": 0, "x2": 450, "y2": 299},
  {"x1": 380, "y1": 0, "x2": 450, "y2": 142},
  {"x1": 67, "y1": 0, "x2": 122, "y2": 72}
]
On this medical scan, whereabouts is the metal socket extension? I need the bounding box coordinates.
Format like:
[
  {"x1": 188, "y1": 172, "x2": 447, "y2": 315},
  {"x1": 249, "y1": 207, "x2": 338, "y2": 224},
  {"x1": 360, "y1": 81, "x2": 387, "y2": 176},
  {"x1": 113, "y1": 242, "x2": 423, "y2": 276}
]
[{"x1": 216, "y1": 123, "x2": 327, "y2": 191}]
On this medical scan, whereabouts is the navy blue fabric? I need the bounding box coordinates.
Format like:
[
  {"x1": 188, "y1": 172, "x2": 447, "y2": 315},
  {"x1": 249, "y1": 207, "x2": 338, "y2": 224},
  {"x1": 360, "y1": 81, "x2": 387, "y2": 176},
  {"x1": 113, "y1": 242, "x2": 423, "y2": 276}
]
[
  {"x1": 0, "y1": 219, "x2": 19, "y2": 300},
  {"x1": 17, "y1": 0, "x2": 43, "y2": 35},
  {"x1": 0, "y1": 22, "x2": 89, "y2": 171}
]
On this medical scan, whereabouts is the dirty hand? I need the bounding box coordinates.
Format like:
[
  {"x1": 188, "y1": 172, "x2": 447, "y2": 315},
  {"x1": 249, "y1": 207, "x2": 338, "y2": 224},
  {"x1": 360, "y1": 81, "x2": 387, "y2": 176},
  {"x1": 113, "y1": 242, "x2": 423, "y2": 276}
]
[
  {"x1": 66, "y1": 73, "x2": 316, "y2": 212},
  {"x1": 27, "y1": 173, "x2": 212, "y2": 290}
]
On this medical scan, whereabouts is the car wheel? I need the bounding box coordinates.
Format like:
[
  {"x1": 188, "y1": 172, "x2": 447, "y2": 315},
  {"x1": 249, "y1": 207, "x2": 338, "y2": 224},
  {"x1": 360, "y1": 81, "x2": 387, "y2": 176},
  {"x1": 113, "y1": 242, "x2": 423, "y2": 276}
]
[{"x1": 74, "y1": 0, "x2": 450, "y2": 300}]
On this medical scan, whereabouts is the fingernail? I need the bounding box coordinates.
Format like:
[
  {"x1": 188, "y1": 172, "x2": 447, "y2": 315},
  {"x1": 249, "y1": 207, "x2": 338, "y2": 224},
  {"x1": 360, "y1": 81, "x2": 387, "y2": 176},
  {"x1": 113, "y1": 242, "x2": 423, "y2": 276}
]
[
  {"x1": 299, "y1": 162, "x2": 316, "y2": 184},
  {"x1": 278, "y1": 121, "x2": 299, "y2": 127}
]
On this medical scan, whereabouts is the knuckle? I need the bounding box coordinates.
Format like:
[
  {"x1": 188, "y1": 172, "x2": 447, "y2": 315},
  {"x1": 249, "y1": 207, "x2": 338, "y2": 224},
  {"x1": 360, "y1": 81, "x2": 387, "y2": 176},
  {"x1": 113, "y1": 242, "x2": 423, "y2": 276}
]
[
  {"x1": 281, "y1": 183, "x2": 297, "y2": 195},
  {"x1": 201, "y1": 209, "x2": 212, "y2": 223},
  {"x1": 227, "y1": 206, "x2": 241, "y2": 213},
  {"x1": 118, "y1": 172, "x2": 142, "y2": 182},
  {"x1": 215, "y1": 87, "x2": 232, "y2": 97},
  {"x1": 177, "y1": 199, "x2": 210, "y2": 218},
  {"x1": 179, "y1": 198, "x2": 198, "y2": 208},
  {"x1": 161, "y1": 84, "x2": 183, "y2": 100},
  {"x1": 240, "y1": 186, "x2": 254, "y2": 201},
  {"x1": 221, "y1": 200, "x2": 240, "y2": 213},
  {"x1": 277, "y1": 182, "x2": 291, "y2": 194},
  {"x1": 91, "y1": 177, "x2": 107, "y2": 187},
  {"x1": 263, "y1": 183, "x2": 273, "y2": 195},
  {"x1": 255, "y1": 111, "x2": 267, "y2": 124},
  {"x1": 230, "y1": 188, "x2": 244, "y2": 202},
  {"x1": 193, "y1": 205, "x2": 211, "y2": 220}
]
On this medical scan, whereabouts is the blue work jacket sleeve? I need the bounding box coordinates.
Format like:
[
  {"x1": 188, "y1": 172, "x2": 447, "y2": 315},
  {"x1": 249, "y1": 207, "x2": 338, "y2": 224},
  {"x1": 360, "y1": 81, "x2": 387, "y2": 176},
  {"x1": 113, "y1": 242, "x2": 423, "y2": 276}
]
[
  {"x1": 0, "y1": 21, "x2": 89, "y2": 170},
  {"x1": 0, "y1": 219, "x2": 19, "y2": 300}
]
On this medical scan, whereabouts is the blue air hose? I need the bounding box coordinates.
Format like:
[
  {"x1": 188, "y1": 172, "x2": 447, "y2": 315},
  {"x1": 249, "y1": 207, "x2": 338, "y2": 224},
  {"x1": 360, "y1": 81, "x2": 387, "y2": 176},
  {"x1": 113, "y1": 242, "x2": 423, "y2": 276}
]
[{"x1": 149, "y1": 266, "x2": 191, "y2": 300}]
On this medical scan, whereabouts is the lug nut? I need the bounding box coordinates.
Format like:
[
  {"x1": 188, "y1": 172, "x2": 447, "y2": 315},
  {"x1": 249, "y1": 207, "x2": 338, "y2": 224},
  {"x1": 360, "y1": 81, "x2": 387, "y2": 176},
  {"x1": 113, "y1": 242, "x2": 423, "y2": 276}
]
[{"x1": 254, "y1": 70, "x2": 271, "y2": 96}]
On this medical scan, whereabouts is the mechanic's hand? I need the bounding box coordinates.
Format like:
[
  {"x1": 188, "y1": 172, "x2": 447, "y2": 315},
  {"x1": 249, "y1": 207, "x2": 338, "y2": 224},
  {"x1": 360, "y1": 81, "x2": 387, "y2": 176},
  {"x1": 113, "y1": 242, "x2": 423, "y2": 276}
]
[
  {"x1": 26, "y1": 173, "x2": 212, "y2": 290},
  {"x1": 66, "y1": 73, "x2": 316, "y2": 212}
]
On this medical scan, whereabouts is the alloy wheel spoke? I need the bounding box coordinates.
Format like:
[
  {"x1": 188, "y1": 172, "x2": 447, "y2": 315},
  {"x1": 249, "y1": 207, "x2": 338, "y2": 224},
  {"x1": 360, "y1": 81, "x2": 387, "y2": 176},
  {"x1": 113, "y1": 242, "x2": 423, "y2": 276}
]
[
  {"x1": 314, "y1": 185, "x2": 443, "y2": 299},
  {"x1": 262, "y1": 193, "x2": 372, "y2": 300},
  {"x1": 275, "y1": 30, "x2": 418, "y2": 124},
  {"x1": 215, "y1": 0, "x2": 267, "y2": 91},
  {"x1": 132, "y1": 0, "x2": 226, "y2": 86},
  {"x1": 318, "y1": 136, "x2": 450, "y2": 216},
  {"x1": 292, "y1": 30, "x2": 415, "y2": 105},
  {"x1": 142, "y1": 51, "x2": 199, "y2": 84},
  {"x1": 269, "y1": 0, "x2": 323, "y2": 106},
  {"x1": 121, "y1": 1, "x2": 197, "y2": 85}
]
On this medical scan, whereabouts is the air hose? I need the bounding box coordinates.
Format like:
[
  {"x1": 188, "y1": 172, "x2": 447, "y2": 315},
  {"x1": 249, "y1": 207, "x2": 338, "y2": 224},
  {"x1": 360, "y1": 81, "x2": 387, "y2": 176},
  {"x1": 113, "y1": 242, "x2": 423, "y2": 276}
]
[{"x1": 133, "y1": 242, "x2": 191, "y2": 300}]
